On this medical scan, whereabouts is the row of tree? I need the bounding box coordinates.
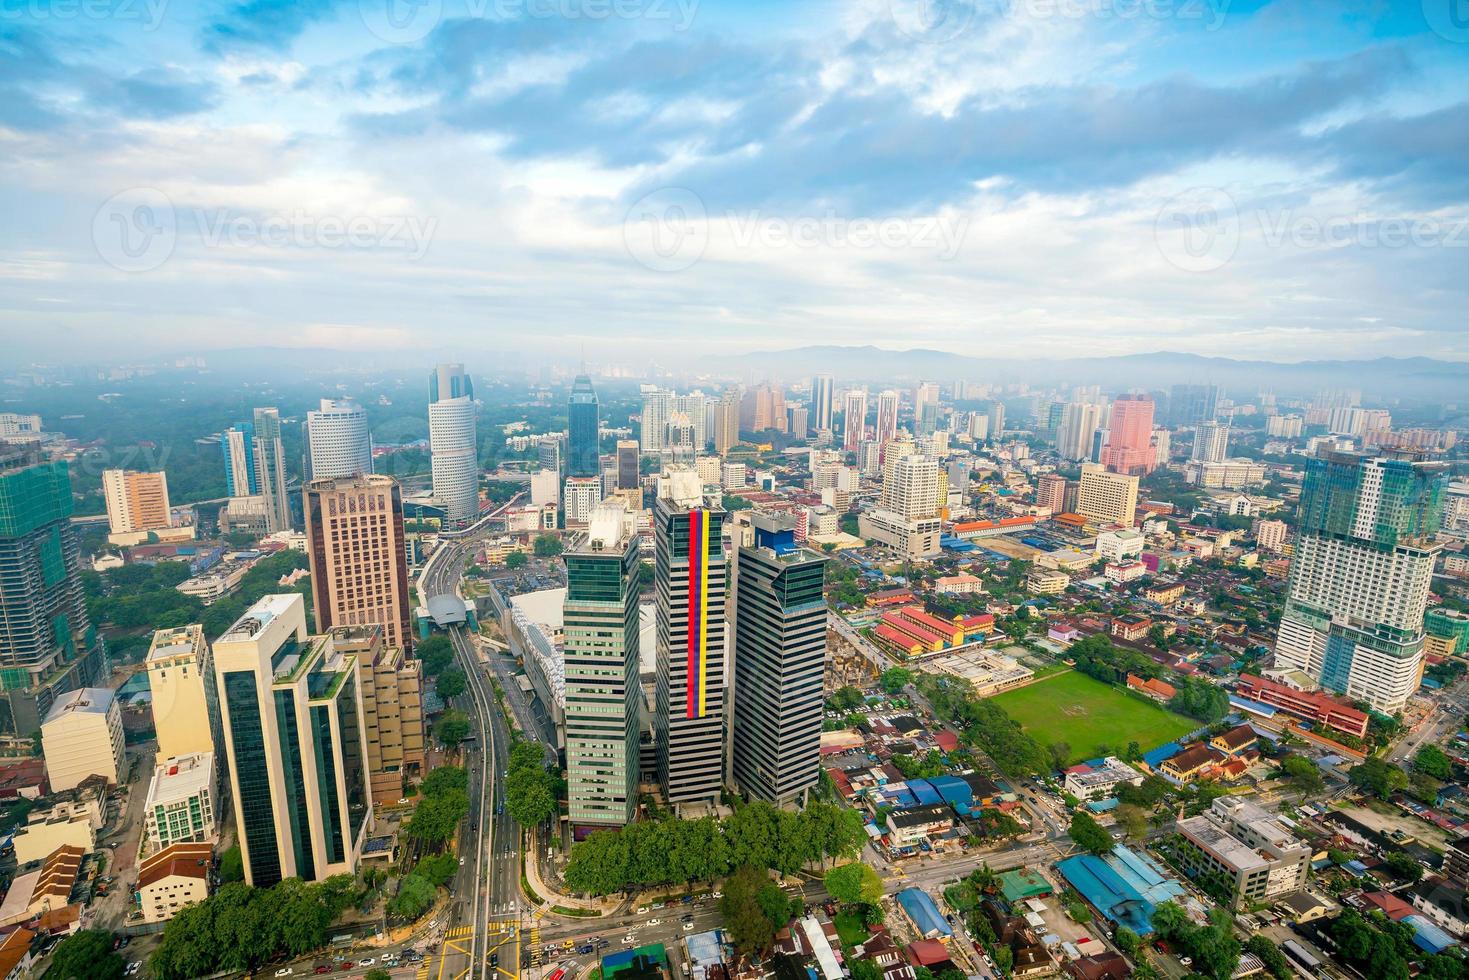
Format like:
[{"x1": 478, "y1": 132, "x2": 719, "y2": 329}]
[
  {"x1": 720, "y1": 865, "x2": 806, "y2": 956},
  {"x1": 1167, "y1": 676, "x2": 1231, "y2": 723},
  {"x1": 563, "y1": 800, "x2": 866, "y2": 895},
  {"x1": 1329, "y1": 908, "x2": 1468, "y2": 980},
  {"x1": 402, "y1": 765, "x2": 471, "y2": 850},
  {"x1": 150, "y1": 875, "x2": 360, "y2": 979},
  {"x1": 505, "y1": 738, "x2": 560, "y2": 827},
  {"x1": 916, "y1": 674, "x2": 1048, "y2": 776}
]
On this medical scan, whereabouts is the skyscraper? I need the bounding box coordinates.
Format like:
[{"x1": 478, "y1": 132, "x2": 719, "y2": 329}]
[
  {"x1": 810, "y1": 374, "x2": 834, "y2": 433},
  {"x1": 305, "y1": 399, "x2": 371, "y2": 480},
  {"x1": 567, "y1": 374, "x2": 600, "y2": 478},
  {"x1": 146, "y1": 625, "x2": 220, "y2": 762},
  {"x1": 0, "y1": 443, "x2": 106, "y2": 735},
  {"x1": 1056, "y1": 402, "x2": 1102, "y2": 461},
  {"x1": 875, "y1": 390, "x2": 900, "y2": 446},
  {"x1": 252, "y1": 408, "x2": 292, "y2": 533},
  {"x1": 1191, "y1": 421, "x2": 1231, "y2": 464},
  {"x1": 1098, "y1": 395, "x2": 1157, "y2": 475},
  {"x1": 787, "y1": 406, "x2": 810, "y2": 441},
  {"x1": 640, "y1": 386, "x2": 671, "y2": 453},
  {"x1": 616, "y1": 440, "x2": 640, "y2": 491},
  {"x1": 428, "y1": 364, "x2": 479, "y2": 525},
  {"x1": 842, "y1": 389, "x2": 869, "y2": 452},
  {"x1": 731, "y1": 515, "x2": 826, "y2": 805},
  {"x1": 654, "y1": 470, "x2": 727, "y2": 809},
  {"x1": 1274, "y1": 451, "x2": 1445, "y2": 713},
  {"x1": 303, "y1": 474, "x2": 413, "y2": 652},
  {"x1": 222, "y1": 423, "x2": 258, "y2": 497},
  {"x1": 913, "y1": 382, "x2": 940, "y2": 424},
  {"x1": 102, "y1": 469, "x2": 172, "y2": 535},
  {"x1": 713, "y1": 391, "x2": 740, "y2": 455},
  {"x1": 563, "y1": 508, "x2": 641, "y2": 828},
  {"x1": 1036, "y1": 473, "x2": 1068, "y2": 514},
  {"x1": 1169, "y1": 384, "x2": 1219, "y2": 426},
  {"x1": 213, "y1": 594, "x2": 372, "y2": 887}
]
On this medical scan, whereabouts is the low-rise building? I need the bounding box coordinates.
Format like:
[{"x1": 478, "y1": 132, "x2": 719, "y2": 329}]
[
  {"x1": 1104, "y1": 560, "x2": 1147, "y2": 584},
  {"x1": 887, "y1": 804, "x2": 954, "y2": 846},
  {"x1": 136, "y1": 842, "x2": 213, "y2": 925},
  {"x1": 1175, "y1": 798, "x2": 1310, "y2": 907},
  {"x1": 1095, "y1": 528, "x2": 1145, "y2": 562},
  {"x1": 1110, "y1": 616, "x2": 1152, "y2": 642},
  {"x1": 1063, "y1": 757, "x2": 1144, "y2": 802},
  {"x1": 1126, "y1": 674, "x2": 1177, "y2": 702},
  {"x1": 0, "y1": 928, "x2": 36, "y2": 980},
  {"x1": 144, "y1": 752, "x2": 218, "y2": 849},
  {"x1": 40, "y1": 688, "x2": 126, "y2": 792},
  {"x1": 0, "y1": 845, "x2": 83, "y2": 928},
  {"x1": 934, "y1": 573, "x2": 984, "y2": 595},
  {"x1": 1209, "y1": 725, "x2": 1258, "y2": 756},
  {"x1": 1158, "y1": 743, "x2": 1222, "y2": 784},
  {"x1": 1142, "y1": 582, "x2": 1186, "y2": 606},
  {"x1": 9, "y1": 796, "x2": 101, "y2": 865},
  {"x1": 1235, "y1": 674, "x2": 1369, "y2": 739},
  {"x1": 1027, "y1": 569, "x2": 1069, "y2": 596}
]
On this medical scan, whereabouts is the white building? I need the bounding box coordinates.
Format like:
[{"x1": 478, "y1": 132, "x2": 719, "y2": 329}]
[
  {"x1": 1191, "y1": 421, "x2": 1231, "y2": 463},
  {"x1": 1266, "y1": 414, "x2": 1304, "y2": 438},
  {"x1": 305, "y1": 399, "x2": 372, "y2": 480},
  {"x1": 40, "y1": 687, "x2": 126, "y2": 792},
  {"x1": 144, "y1": 752, "x2": 219, "y2": 848},
  {"x1": 1254, "y1": 519, "x2": 1288, "y2": 554},
  {"x1": 1063, "y1": 756, "x2": 1144, "y2": 801},
  {"x1": 564, "y1": 476, "x2": 603, "y2": 527},
  {"x1": 428, "y1": 364, "x2": 479, "y2": 525},
  {"x1": 530, "y1": 468, "x2": 560, "y2": 508},
  {"x1": 1105, "y1": 560, "x2": 1148, "y2": 584},
  {"x1": 1094, "y1": 528, "x2": 1145, "y2": 562},
  {"x1": 147, "y1": 625, "x2": 219, "y2": 761},
  {"x1": 1185, "y1": 459, "x2": 1268, "y2": 489}
]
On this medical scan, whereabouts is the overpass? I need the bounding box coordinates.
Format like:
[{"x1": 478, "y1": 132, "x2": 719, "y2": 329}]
[{"x1": 415, "y1": 492, "x2": 524, "y2": 627}]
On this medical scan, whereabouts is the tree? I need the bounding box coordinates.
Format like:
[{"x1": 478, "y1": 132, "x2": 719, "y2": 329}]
[
  {"x1": 51, "y1": 929, "x2": 124, "y2": 980},
  {"x1": 722, "y1": 865, "x2": 779, "y2": 957},
  {"x1": 825, "y1": 862, "x2": 883, "y2": 906},
  {"x1": 388, "y1": 873, "x2": 437, "y2": 921},
  {"x1": 417, "y1": 635, "x2": 455, "y2": 677},
  {"x1": 421, "y1": 764, "x2": 469, "y2": 798},
  {"x1": 1350, "y1": 756, "x2": 1410, "y2": 799},
  {"x1": 1115, "y1": 804, "x2": 1149, "y2": 842},
  {"x1": 404, "y1": 789, "x2": 470, "y2": 849},
  {"x1": 1279, "y1": 754, "x2": 1324, "y2": 798},
  {"x1": 826, "y1": 686, "x2": 865, "y2": 712},
  {"x1": 437, "y1": 668, "x2": 467, "y2": 699},
  {"x1": 1244, "y1": 936, "x2": 1291, "y2": 980},
  {"x1": 1114, "y1": 926, "x2": 1140, "y2": 957},
  {"x1": 534, "y1": 534, "x2": 563, "y2": 557},
  {"x1": 365, "y1": 971, "x2": 393, "y2": 980},
  {"x1": 506, "y1": 767, "x2": 558, "y2": 826},
  {"x1": 1068, "y1": 812, "x2": 1115, "y2": 856},
  {"x1": 1414, "y1": 745, "x2": 1454, "y2": 780},
  {"x1": 851, "y1": 959, "x2": 883, "y2": 980},
  {"x1": 435, "y1": 710, "x2": 471, "y2": 746},
  {"x1": 1383, "y1": 850, "x2": 1424, "y2": 882},
  {"x1": 416, "y1": 852, "x2": 459, "y2": 887},
  {"x1": 218, "y1": 844, "x2": 244, "y2": 883},
  {"x1": 880, "y1": 667, "x2": 914, "y2": 694},
  {"x1": 506, "y1": 551, "x2": 529, "y2": 569}
]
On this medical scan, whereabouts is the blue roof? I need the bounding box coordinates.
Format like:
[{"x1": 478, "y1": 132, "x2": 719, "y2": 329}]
[
  {"x1": 884, "y1": 787, "x2": 918, "y2": 808},
  {"x1": 1056, "y1": 846, "x2": 1185, "y2": 936},
  {"x1": 896, "y1": 888, "x2": 952, "y2": 939},
  {"x1": 1141, "y1": 742, "x2": 1183, "y2": 768},
  {"x1": 1406, "y1": 916, "x2": 1458, "y2": 954},
  {"x1": 1229, "y1": 694, "x2": 1278, "y2": 717},
  {"x1": 940, "y1": 536, "x2": 976, "y2": 552},
  {"x1": 1087, "y1": 798, "x2": 1121, "y2": 813},
  {"x1": 928, "y1": 775, "x2": 974, "y2": 805},
  {"x1": 909, "y1": 779, "x2": 943, "y2": 806}
]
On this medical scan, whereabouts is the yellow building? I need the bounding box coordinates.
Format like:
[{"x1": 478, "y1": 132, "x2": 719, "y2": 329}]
[
  {"x1": 103, "y1": 469, "x2": 172, "y2": 535},
  {"x1": 1076, "y1": 463, "x2": 1139, "y2": 527},
  {"x1": 147, "y1": 625, "x2": 218, "y2": 760}
]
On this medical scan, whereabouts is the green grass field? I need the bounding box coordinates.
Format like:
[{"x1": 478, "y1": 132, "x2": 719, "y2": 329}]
[{"x1": 990, "y1": 671, "x2": 1197, "y2": 764}]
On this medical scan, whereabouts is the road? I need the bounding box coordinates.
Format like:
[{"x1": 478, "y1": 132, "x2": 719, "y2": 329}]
[{"x1": 1388, "y1": 684, "x2": 1467, "y2": 765}]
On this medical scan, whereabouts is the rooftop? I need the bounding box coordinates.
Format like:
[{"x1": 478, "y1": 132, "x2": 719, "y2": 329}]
[{"x1": 42, "y1": 687, "x2": 114, "y2": 723}]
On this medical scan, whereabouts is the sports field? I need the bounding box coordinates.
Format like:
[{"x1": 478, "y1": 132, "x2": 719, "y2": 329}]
[{"x1": 990, "y1": 671, "x2": 1197, "y2": 765}]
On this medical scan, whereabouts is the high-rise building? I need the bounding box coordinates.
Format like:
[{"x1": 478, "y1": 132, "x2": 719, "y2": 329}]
[
  {"x1": 875, "y1": 390, "x2": 900, "y2": 446},
  {"x1": 810, "y1": 375, "x2": 834, "y2": 433},
  {"x1": 616, "y1": 440, "x2": 640, "y2": 491},
  {"x1": 222, "y1": 423, "x2": 258, "y2": 497},
  {"x1": 428, "y1": 364, "x2": 479, "y2": 525},
  {"x1": 672, "y1": 393, "x2": 709, "y2": 453},
  {"x1": 1169, "y1": 384, "x2": 1219, "y2": 426},
  {"x1": 563, "y1": 508, "x2": 641, "y2": 828},
  {"x1": 538, "y1": 436, "x2": 562, "y2": 475},
  {"x1": 102, "y1": 469, "x2": 172, "y2": 535},
  {"x1": 1037, "y1": 473, "x2": 1068, "y2": 514},
  {"x1": 731, "y1": 515, "x2": 826, "y2": 805},
  {"x1": 324, "y1": 625, "x2": 425, "y2": 805},
  {"x1": 146, "y1": 625, "x2": 220, "y2": 761},
  {"x1": 640, "y1": 386, "x2": 671, "y2": 453},
  {"x1": 564, "y1": 476, "x2": 603, "y2": 527},
  {"x1": 567, "y1": 374, "x2": 600, "y2": 478},
  {"x1": 1273, "y1": 451, "x2": 1445, "y2": 713},
  {"x1": 305, "y1": 399, "x2": 372, "y2": 480},
  {"x1": 741, "y1": 384, "x2": 786, "y2": 433},
  {"x1": 252, "y1": 408, "x2": 292, "y2": 533},
  {"x1": 787, "y1": 406, "x2": 810, "y2": 441},
  {"x1": 654, "y1": 470, "x2": 728, "y2": 810},
  {"x1": 881, "y1": 453, "x2": 945, "y2": 519},
  {"x1": 213, "y1": 594, "x2": 372, "y2": 887},
  {"x1": 303, "y1": 474, "x2": 412, "y2": 652},
  {"x1": 913, "y1": 382, "x2": 940, "y2": 423},
  {"x1": 713, "y1": 392, "x2": 740, "y2": 455},
  {"x1": 1056, "y1": 402, "x2": 1102, "y2": 461},
  {"x1": 987, "y1": 402, "x2": 1006, "y2": 439},
  {"x1": 1192, "y1": 421, "x2": 1231, "y2": 464},
  {"x1": 0, "y1": 444, "x2": 106, "y2": 735},
  {"x1": 1098, "y1": 395, "x2": 1157, "y2": 475},
  {"x1": 1077, "y1": 463, "x2": 1139, "y2": 527},
  {"x1": 842, "y1": 389, "x2": 869, "y2": 452}
]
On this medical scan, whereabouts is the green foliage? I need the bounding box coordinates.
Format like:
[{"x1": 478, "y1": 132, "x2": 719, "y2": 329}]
[
  {"x1": 435, "y1": 709, "x2": 471, "y2": 746},
  {"x1": 150, "y1": 876, "x2": 358, "y2": 980},
  {"x1": 890, "y1": 750, "x2": 946, "y2": 780},
  {"x1": 388, "y1": 873, "x2": 437, "y2": 921},
  {"x1": 1117, "y1": 775, "x2": 1171, "y2": 809},
  {"x1": 505, "y1": 739, "x2": 559, "y2": 827},
  {"x1": 506, "y1": 551, "x2": 529, "y2": 569},
  {"x1": 1328, "y1": 909, "x2": 1418, "y2": 980},
  {"x1": 880, "y1": 667, "x2": 914, "y2": 694},
  {"x1": 916, "y1": 673, "x2": 1048, "y2": 776},
  {"x1": 404, "y1": 766, "x2": 471, "y2": 850},
  {"x1": 824, "y1": 862, "x2": 883, "y2": 906},
  {"x1": 437, "y1": 668, "x2": 467, "y2": 699},
  {"x1": 826, "y1": 686, "x2": 865, "y2": 712},
  {"x1": 1068, "y1": 811, "x2": 1115, "y2": 856},
  {"x1": 365, "y1": 970, "x2": 394, "y2": 980},
  {"x1": 1149, "y1": 902, "x2": 1240, "y2": 980},
  {"x1": 1114, "y1": 926, "x2": 1140, "y2": 957},
  {"x1": 1167, "y1": 676, "x2": 1231, "y2": 724},
  {"x1": 721, "y1": 866, "x2": 790, "y2": 956},
  {"x1": 1067, "y1": 634, "x2": 1159, "y2": 686},
  {"x1": 218, "y1": 844, "x2": 244, "y2": 883},
  {"x1": 534, "y1": 534, "x2": 564, "y2": 557},
  {"x1": 417, "y1": 634, "x2": 455, "y2": 676},
  {"x1": 51, "y1": 929, "x2": 124, "y2": 980},
  {"x1": 415, "y1": 852, "x2": 459, "y2": 887},
  {"x1": 1414, "y1": 745, "x2": 1454, "y2": 780},
  {"x1": 564, "y1": 800, "x2": 865, "y2": 896},
  {"x1": 420, "y1": 764, "x2": 468, "y2": 797},
  {"x1": 1243, "y1": 936, "x2": 1291, "y2": 980},
  {"x1": 1350, "y1": 756, "x2": 1410, "y2": 799},
  {"x1": 1383, "y1": 850, "x2": 1424, "y2": 882},
  {"x1": 1279, "y1": 754, "x2": 1324, "y2": 797}
]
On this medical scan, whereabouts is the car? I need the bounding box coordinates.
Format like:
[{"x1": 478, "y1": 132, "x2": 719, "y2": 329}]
[
  {"x1": 314, "y1": 967, "x2": 333, "y2": 976},
  {"x1": 277, "y1": 970, "x2": 295, "y2": 977},
  {"x1": 338, "y1": 963, "x2": 354, "y2": 972},
  {"x1": 595, "y1": 939, "x2": 610, "y2": 949},
  {"x1": 681, "y1": 896, "x2": 693, "y2": 905},
  {"x1": 681, "y1": 914, "x2": 694, "y2": 923},
  {"x1": 577, "y1": 945, "x2": 594, "y2": 956},
  {"x1": 636, "y1": 906, "x2": 649, "y2": 915},
  {"x1": 563, "y1": 939, "x2": 576, "y2": 949},
  {"x1": 125, "y1": 966, "x2": 141, "y2": 978},
  {"x1": 460, "y1": 857, "x2": 466, "y2": 866},
  {"x1": 624, "y1": 936, "x2": 635, "y2": 945},
  {"x1": 683, "y1": 921, "x2": 694, "y2": 931},
  {"x1": 429, "y1": 918, "x2": 440, "y2": 930},
  {"x1": 648, "y1": 918, "x2": 662, "y2": 926},
  {"x1": 358, "y1": 959, "x2": 376, "y2": 968},
  {"x1": 711, "y1": 891, "x2": 722, "y2": 899}
]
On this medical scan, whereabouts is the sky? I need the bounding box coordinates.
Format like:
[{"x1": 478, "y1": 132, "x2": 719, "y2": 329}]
[{"x1": 1, "y1": 0, "x2": 1467, "y2": 367}]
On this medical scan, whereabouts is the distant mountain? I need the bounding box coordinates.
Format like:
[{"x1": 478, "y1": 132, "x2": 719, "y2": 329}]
[{"x1": 714, "y1": 347, "x2": 1468, "y2": 402}]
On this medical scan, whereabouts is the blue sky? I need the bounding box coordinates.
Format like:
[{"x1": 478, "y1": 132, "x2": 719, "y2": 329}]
[{"x1": 1, "y1": 0, "x2": 1466, "y2": 366}]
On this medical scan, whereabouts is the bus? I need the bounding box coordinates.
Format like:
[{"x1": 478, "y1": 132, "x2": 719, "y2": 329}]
[{"x1": 1281, "y1": 940, "x2": 1323, "y2": 977}]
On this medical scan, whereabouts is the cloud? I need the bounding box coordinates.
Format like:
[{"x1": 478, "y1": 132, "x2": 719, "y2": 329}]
[{"x1": 203, "y1": 0, "x2": 347, "y2": 51}]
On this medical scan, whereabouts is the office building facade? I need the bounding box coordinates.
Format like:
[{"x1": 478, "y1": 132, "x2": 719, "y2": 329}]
[
  {"x1": 731, "y1": 516, "x2": 826, "y2": 806},
  {"x1": 1169, "y1": 384, "x2": 1219, "y2": 426},
  {"x1": 654, "y1": 471, "x2": 728, "y2": 809},
  {"x1": 568, "y1": 374, "x2": 600, "y2": 478},
  {"x1": 563, "y1": 509, "x2": 642, "y2": 828},
  {"x1": 1077, "y1": 463, "x2": 1139, "y2": 527},
  {"x1": 842, "y1": 389, "x2": 868, "y2": 452},
  {"x1": 147, "y1": 625, "x2": 221, "y2": 761},
  {"x1": 102, "y1": 469, "x2": 172, "y2": 535},
  {"x1": 1273, "y1": 451, "x2": 1445, "y2": 713},
  {"x1": 874, "y1": 390, "x2": 900, "y2": 446},
  {"x1": 810, "y1": 375, "x2": 834, "y2": 433},
  {"x1": 1098, "y1": 395, "x2": 1156, "y2": 475},
  {"x1": 429, "y1": 364, "x2": 479, "y2": 525},
  {"x1": 213, "y1": 594, "x2": 372, "y2": 887},
  {"x1": 303, "y1": 474, "x2": 413, "y2": 652},
  {"x1": 222, "y1": 423, "x2": 258, "y2": 497},
  {"x1": 252, "y1": 408, "x2": 292, "y2": 533},
  {"x1": 305, "y1": 399, "x2": 372, "y2": 480},
  {"x1": 0, "y1": 445, "x2": 106, "y2": 736}
]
